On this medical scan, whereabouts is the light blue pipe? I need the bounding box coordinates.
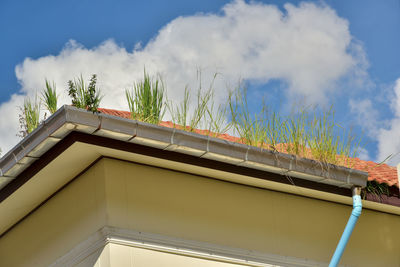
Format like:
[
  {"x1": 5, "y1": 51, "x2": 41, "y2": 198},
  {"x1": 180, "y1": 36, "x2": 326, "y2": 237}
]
[{"x1": 329, "y1": 187, "x2": 362, "y2": 267}]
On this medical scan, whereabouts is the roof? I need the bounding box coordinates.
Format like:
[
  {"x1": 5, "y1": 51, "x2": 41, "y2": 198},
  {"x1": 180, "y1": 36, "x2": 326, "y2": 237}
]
[
  {"x1": 98, "y1": 108, "x2": 399, "y2": 189},
  {"x1": 352, "y1": 158, "x2": 398, "y2": 187}
]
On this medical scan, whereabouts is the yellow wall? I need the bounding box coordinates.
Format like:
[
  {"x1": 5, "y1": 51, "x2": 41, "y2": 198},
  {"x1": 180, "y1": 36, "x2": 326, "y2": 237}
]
[
  {"x1": 0, "y1": 160, "x2": 108, "y2": 267},
  {"x1": 102, "y1": 158, "x2": 400, "y2": 267},
  {"x1": 0, "y1": 157, "x2": 399, "y2": 267}
]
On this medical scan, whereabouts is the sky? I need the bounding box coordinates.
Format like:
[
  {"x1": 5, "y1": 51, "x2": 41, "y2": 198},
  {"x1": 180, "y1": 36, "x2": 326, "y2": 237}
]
[{"x1": 0, "y1": 0, "x2": 400, "y2": 165}]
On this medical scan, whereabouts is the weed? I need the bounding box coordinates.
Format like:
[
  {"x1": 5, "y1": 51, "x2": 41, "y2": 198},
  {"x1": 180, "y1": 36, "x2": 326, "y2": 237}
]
[
  {"x1": 167, "y1": 87, "x2": 190, "y2": 129},
  {"x1": 206, "y1": 100, "x2": 231, "y2": 135},
  {"x1": 41, "y1": 79, "x2": 58, "y2": 114},
  {"x1": 18, "y1": 96, "x2": 41, "y2": 137},
  {"x1": 167, "y1": 86, "x2": 214, "y2": 131},
  {"x1": 283, "y1": 108, "x2": 308, "y2": 157},
  {"x1": 68, "y1": 74, "x2": 102, "y2": 113},
  {"x1": 363, "y1": 180, "x2": 390, "y2": 200},
  {"x1": 307, "y1": 109, "x2": 361, "y2": 167},
  {"x1": 227, "y1": 85, "x2": 362, "y2": 167},
  {"x1": 228, "y1": 86, "x2": 268, "y2": 146},
  {"x1": 126, "y1": 71, "x2": 165, "y2": 124},
  {"x1": 167, "y1": 73, "x2": 218, "y2": 132},
  {"x1": 124, "y1": 70, "x2": 363, "y2": 168}
]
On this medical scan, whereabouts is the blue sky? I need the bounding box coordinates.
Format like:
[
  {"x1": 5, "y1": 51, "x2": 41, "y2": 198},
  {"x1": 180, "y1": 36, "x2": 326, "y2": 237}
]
[{"x1": 1, "y1": 0, "x2": 400, "y2": 164}]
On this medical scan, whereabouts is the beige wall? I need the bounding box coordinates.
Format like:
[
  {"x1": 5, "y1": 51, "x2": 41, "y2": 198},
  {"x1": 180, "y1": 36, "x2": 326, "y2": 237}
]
[
  {"x1": 0, "y1": 157, "x2": 399, "y2": 266},
  {"x1": 0, "y1": 160, "x2": 108, "y2": 267},
  {"x1": 102, "y1": 158, "x2": 400, "y2": 267}
]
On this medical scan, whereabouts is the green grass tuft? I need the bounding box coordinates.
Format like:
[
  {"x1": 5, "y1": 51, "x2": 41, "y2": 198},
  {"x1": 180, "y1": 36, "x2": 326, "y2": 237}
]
[
  {"x1": 42, "y1": 79, "x2": 58, "y2": 114},
  {"x1": 228, "y1": 85, "x2": 362, "y2": 167},
  {"x1": 126, "y1": 71, "x2": 165, "y2": 124},
  {"x1": 24, "y1": 97, "x2": 40, "y2": 134},
  {"x1": 167, "y1": 73, "x2": 227, "y2": 133},
  {"x1": 18, "y1": 96, "x2": 41, "y2": 137},
  {"x1": 68, "y1": 74, "x2": 102, "y2": 113},
  {"x1": 123, "y1": 71, "x2": 363, "y2": 168},
  {"x1": 363, "y1": 180, "x2": 390, "y2": 200}
]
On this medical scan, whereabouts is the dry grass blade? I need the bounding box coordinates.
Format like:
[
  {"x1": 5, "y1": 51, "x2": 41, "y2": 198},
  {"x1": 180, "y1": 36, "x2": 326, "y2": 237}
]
[
  {"x1": 228, "y1": 84, "x2": 362, "y2": 167},
  {"x1": 283, "y1": 109, "x2": 308, "y2": 157},
  {"x1": 307, "y1": 108, "x2": 361, "y2": 167},
  {"x1": 206, "y1": 100, "x2": 231, "y2": 135},
  {"x1": 229, "y1": 85, "x2": 269, "y2": 147},
  {"x1": 167, "y1": 87, "x2": 190, "y2": 129},
  {"x1": 167, "y1": 72, "x2": 218, "y2": 132},
  {"x1": 125, "y1": 71, "x2": 363, "y2": 168},
  {"x1": 167, "y1": 86, "x2": 213, "y2": 132}
]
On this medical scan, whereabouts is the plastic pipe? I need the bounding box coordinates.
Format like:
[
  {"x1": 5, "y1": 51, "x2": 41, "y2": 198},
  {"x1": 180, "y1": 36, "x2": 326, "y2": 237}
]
[{"x1": 329, "y1": 187, "x2": 362, "y2": 267}]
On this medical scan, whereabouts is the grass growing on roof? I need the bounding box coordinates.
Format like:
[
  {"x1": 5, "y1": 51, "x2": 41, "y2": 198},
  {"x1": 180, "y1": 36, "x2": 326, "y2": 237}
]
[
  {"x1": 68, "y1": 74, "x2": 102, "y2": 113},
  {"x1": 24, "y1": 96, "x2": 41, "y2": 134},
  {"x1": 308, "y1": 109, "x2": 360, "y2": 166},
  {"x1": 166, "y1": 87, "x2": 190, "y2": 129},
  {"x1": 363, "y1": 180, "x2": 390, "y2": 200},
  {"x1": 167, "y1": 73, "x2": 230, "y2": 134},
  {"x1": 126, "y1": 71, "x2": 165, "y2": 124},
  {"x1": 41, "y1": 79, "x2": 58, "y2": 114},
  {"x1": 167, "y1": 87, "x2": 213, "y2": 132},
  {"x1": 18, "y1": 95, "x2": 41, "y2": 138},
  {"x1": 227, "y1": 85, "x2": 362, "y2": 167},
  {"x1": 11, "y1": 70, "x2": 365, "y2": 170},
  {"x1": 228, "y1": 86, "x2": 270, "y2": 147},
  {"x1": 205, "y1": 96, "x2": 231, "y2": 135},
  {"x1": 282, "y1": 108, "x2": 308, "y2": 157},
  {"x1": 122, "y1": 70, "x2": 362, "y2": 167}
]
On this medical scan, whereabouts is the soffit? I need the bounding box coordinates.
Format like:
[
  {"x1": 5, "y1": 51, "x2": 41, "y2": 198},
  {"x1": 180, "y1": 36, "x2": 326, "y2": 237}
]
[{"x1": 1, "y1": 139, "x2": 399, "y2": 238}]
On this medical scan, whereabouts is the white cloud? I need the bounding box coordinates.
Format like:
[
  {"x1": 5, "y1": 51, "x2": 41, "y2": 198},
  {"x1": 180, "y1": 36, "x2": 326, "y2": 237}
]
[
  {"x1": 0, "y1": 95, "x2": 24, "y2": 155},
  {"x1": 349, "y1": 98, "x2": 381, "y2": 138},
  {"x1": 357, "y1": 147, "x2": 370, "y2": 161},
  {"x1": 376, "y1": 79, "x2": 400, "y2": 165},
  {"x1": 0, "y1": 0, "x2": 366, "y2": 155}
]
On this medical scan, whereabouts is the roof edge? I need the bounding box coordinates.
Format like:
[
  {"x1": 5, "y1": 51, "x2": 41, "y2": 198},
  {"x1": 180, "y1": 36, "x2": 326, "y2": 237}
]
[{"x1": 0, "y1": 105, "x2": 368, "y2": 192}]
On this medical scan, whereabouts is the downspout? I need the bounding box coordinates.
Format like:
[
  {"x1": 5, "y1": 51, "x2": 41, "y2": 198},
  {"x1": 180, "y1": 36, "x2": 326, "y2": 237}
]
[{"x1": 329, "y1": 186, "x2": 362, "y2": 267}]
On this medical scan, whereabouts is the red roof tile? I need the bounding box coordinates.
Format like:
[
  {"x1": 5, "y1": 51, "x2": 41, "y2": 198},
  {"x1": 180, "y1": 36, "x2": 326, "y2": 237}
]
[
  {"x1": 99, "y1": 108, "x2": 399, "y2": 188},
  {"x1": 98, "y1": 108, "x2": 131, "y2": 119},
  {"x1": 351, "y1": 158, "x2": 398, "y2": 187}
]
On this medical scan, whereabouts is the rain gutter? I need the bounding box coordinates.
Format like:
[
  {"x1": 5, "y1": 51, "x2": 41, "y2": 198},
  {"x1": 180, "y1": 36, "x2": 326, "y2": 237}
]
[{"x1": 0, "y1": 105, "x2": 368, "y2": 195}]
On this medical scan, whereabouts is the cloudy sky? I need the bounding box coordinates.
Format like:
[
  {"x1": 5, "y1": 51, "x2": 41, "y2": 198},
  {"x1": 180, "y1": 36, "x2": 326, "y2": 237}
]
[{"x1": 1, "y1": 0, "x2": 400, "y2": 165}]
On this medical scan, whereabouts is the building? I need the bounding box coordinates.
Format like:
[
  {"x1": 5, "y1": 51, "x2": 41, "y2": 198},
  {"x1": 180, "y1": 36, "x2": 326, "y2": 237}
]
[{"x1": 0, "y1": 105, "x2": 399, "y2": 266}]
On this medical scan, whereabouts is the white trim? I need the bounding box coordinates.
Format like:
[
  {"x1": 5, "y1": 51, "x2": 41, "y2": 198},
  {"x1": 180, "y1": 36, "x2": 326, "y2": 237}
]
[
  {"x1": 50, "y1": 229, "x2": 108, "y2": 267},
  {"x1": 51, "y1": 226, "x2": 326, "y2": 267}
]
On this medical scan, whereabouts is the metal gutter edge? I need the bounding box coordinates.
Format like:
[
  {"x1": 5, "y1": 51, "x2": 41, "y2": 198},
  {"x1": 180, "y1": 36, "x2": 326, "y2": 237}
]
[
  {"x1": 0, "y1": 105, "x2": 368, "y2": 193},
  {"x1": 0, "y1": 107, "x2": 69, "y2": 189}
]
